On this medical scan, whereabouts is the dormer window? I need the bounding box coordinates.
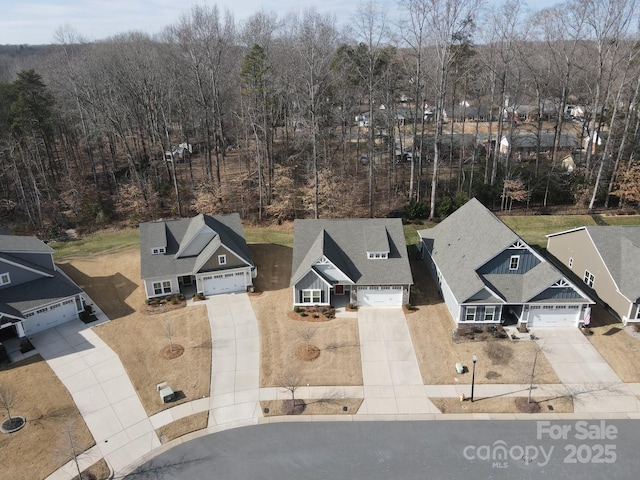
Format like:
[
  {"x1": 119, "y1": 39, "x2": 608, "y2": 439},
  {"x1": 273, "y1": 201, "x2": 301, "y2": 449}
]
[
  {"x1": 509, "y1": 255, "x2": 520, "y2": 270},
  {"x1": 151, "y1": 247, "x2": 166, "y2": 255},
  {"x1": 218, "y1": 254, "x2": 227, "y2": 265},
  {"x1": 0, "y1": 272, "x2": 10, "y2": 286},
  {"x1": 367, "y1": 252, "x2": 388, "y2": 260}
]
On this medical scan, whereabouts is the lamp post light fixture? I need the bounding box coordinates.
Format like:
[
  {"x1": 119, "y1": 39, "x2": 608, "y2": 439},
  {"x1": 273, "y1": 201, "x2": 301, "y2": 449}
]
[{"x1": 470, "y1": 354, "x2": 478, "y2": 402}]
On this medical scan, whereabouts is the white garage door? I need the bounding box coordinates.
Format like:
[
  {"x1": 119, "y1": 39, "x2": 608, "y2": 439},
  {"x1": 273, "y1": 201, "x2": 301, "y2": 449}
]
[
  {"x1": 357, "y1": 286, "x2": 403, "y2": 306},
  {"x1": 528, "y1": 305, "x2": 580, "y2": 327},
  {"x1": 22, "y1": 299, "x2": 78, "y2": 335},
  {"x1": 201, "y1": 272, "x2": 246, "y2": 295}
]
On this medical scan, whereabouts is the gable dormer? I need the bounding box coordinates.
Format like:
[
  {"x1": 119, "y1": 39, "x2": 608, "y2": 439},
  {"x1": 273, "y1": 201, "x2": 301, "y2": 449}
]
[
  {"x1": 148, "y1": 221, "x2": 168, "y2": 255},
  {"x1": 364, "y1": 225, "x2": 390, "y2": 260},
  {"x1": 175, "y1": 215, "x2": 217, "y2": 259}
]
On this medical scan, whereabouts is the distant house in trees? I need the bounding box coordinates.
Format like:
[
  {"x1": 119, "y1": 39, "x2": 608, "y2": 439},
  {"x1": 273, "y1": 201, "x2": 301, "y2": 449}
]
[{"x1": 499, "y1": 133, "x2": 579, "y2": 157}]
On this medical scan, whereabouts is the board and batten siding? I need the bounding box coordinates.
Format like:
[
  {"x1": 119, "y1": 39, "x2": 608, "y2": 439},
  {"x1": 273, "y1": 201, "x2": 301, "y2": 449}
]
[
  {"x1": 198, "y1": 245, "x2": 247, "y2": 271},
  {"x1": 477, "y1": 248, "x2": 539, "y2": 275},
  {"x1": 547, "y1": 229, "x2": 631, "y2": 322}
]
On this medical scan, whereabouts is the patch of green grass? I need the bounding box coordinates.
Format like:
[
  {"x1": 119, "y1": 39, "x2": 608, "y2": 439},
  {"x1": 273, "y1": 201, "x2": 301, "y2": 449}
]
[
  {"x1": 51, "y1": 228, "x2": 139, "y2": 258},
  {"x1": 244, "y1": 225, "x2": 293, "y2": 247},
  {"x1": 501, "y1": 214, "x2": 640, "y2": 248},
  {"x1": 403, "y1": 221, "x2": 434, "y2": 246}
]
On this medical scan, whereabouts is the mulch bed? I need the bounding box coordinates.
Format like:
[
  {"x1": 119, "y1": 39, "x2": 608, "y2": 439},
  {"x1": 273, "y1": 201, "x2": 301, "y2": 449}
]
[
  {"x1": 288, "y1": 307, "x2": 336, "y2": 322},
  {"x1": 295, "y1": 344, "x2": 321, "y2": 361},
  {"x1": 143, "y1": 299, "x2": 186, "y2": 315},
  {"x1": 160, "y1": 344, "x2": 185, "y2": 359},
  {"x1": 453, "y1": 325, "x2": 509, "y2": 343}
]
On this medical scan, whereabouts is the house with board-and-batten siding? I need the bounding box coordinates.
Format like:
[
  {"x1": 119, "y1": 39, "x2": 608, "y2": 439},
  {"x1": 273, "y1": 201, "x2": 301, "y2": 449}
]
[
  {"x1": 418, "y1": 198, "x2": 593, "y2": 328},
  {"x1": 546, "y1": 226, "x2": 640, "y2": 324}
]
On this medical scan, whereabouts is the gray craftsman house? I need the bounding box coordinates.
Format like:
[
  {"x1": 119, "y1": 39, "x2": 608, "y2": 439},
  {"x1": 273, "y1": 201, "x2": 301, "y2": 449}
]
[
  {"x1": 139, "y1": 213, "x2": 256, "y2": 299},
  {"x1": 418, "y1": 198, "x2": 593, "y2": 327},
  {"x1": 0, "y1": 235, "x2": 85, "y2": 340},
  {"x1": 290, "y1": 218, "x2": 413, "y2": 307},
  {"x1": 546, "y1": 226, "x2": 640, "y2": 324}
]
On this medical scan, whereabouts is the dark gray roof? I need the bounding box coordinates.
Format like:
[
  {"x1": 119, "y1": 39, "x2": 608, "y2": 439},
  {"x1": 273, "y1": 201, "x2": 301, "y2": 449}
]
[
  {"x1": 0, "y1": 235, "x2": 54, "y2": 254},
  {"x1": 0, "y1": 268, "x2": 81, "y2": 315},
  {"x1": 505, "y1": 133, "x2": 579, "y2": 149},
  {"x1": 139, "y1": 213, "x2": 253, "y2": 280},
  {"x1": 418, "y1": 198, "x2": 580, "y2": 304},
  {"x1": 584, "y1": 226, "x2": 640, "y2": 302},
  {"x1": 290, "y1": 218, "x2": 413, "y2": 287}
]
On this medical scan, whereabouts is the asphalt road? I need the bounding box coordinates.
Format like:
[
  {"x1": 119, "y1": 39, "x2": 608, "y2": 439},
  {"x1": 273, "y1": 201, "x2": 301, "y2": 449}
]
[{"x1": 127, "y1": 420, "x2": 639, "y2": 480}]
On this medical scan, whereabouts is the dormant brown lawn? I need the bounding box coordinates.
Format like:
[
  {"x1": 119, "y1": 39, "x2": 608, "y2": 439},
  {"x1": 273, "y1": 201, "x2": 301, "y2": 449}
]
[
  {"x1": 58, "y1": 248, "x2": 211, "y2": 417},
  {"x1": 406, "y1": 255, "x2": 561, "y2": 386},
  {"x1": 248, "y1": 243, "x2": 363, "y2": 388},
  {"x1": 0, "y1": 356, "x2": 94, "y2": 480}
]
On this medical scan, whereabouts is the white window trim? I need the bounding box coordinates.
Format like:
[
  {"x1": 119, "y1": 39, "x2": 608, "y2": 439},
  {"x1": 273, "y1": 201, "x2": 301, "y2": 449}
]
[
  {"x1": 367, "y1": 252, "x2": 388, "y2": 259},
  {"x1": 151, "y1": 247, "x2": 166, "y2": 255},
  {"x1": 583, "y1": 270, "x2": 595, "y2": 288},
  {"x1": 485, "y1": 306, "x2": 495, "y2": 321},
  {"x1": 509, "y1": 255, "x2": 520, "y2": 270},
  {"x1": 218, "y1": 254, "x2": 227, "y2": 265},
  {"x1": 152, "y1": 280, "x2": 172, "y2": 296},
  {"x1": 568, "y1": 257, "x2": 573, "y2": 268},
  {"x1": 301, "y1": 289, "x2": 322, "y2": 303},
  {"x1": 465, "y1": 306, "x2": 477, "y2": 322},
  {"x1": 0, "y1": 272, "x2": 10, "y2": 286}
]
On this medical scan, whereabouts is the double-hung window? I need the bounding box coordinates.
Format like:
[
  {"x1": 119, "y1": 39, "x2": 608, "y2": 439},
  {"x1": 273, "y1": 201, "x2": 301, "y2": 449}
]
[
  {"x1": 302, "y1": 289, "x2": 322, "y2": 303},
  {"x1": 0, "y1": 272, "x2": 9, "y2": 286},
  {"x1": 153, "y1": 280, "x2": 172, "y2": 296},
  {"x1": 484, "y1": 306, "x2": 495, "y2": 322},
  {"x1": 509, "y1": 255, "x2": 520, "y2": 271},
  {"x1": 465, "y1": 306, "x2": 477, "y2": 322}
]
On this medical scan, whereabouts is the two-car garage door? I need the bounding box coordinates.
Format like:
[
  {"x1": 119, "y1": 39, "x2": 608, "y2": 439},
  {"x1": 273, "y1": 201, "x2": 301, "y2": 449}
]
[
  {"x1": 201, "y1": 271, "x2": 246, "y2": 295},
  {"x1": 528, "y1": 305, "x2": 581, "y2": 327},
  {"x1": 357, "y1": 286, "x2": 403, "y2": 306},
  {"x1": 22, "y1": 298, "x2": 78, "y2": 335}
]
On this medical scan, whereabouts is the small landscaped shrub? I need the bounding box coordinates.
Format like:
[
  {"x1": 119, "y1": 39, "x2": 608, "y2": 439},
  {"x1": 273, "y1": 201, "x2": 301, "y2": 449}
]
[
  {"x1": 300, "y1": 312, "x2": 308, "y2": 317},
  {"x1": 312, "y1": 313, "x2": 319, "y2": 318},
  {"x1": 170, "y1": 296, "x2": 179, "y2": 305},
  {"x1": 405, "y1": 303, "x2": 416, "y2": 311},
  {"x1": 293, "y1": 306, "x2": 300, "y2": 313},
  {"x1": 166, "y1": 295, "x2": 173, "y2": 302}
]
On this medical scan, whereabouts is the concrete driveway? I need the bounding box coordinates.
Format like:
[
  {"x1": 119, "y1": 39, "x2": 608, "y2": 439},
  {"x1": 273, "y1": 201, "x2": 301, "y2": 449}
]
[
  {"x1": 31, "y1": 314, "x2": 160, "y2": 475},
  {"x1": 204, "y1": 293, "x2": 262, "y2": 427},
  {"x1": 357, "y1": 307, "x2": 438, "y2": 415},
  {"x1": 535, "y1": 327, "x2": 640, "y2": 413}
]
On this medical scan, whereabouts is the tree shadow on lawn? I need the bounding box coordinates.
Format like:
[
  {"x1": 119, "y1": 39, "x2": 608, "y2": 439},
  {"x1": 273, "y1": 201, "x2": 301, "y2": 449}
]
[{"x1": 58, "y1": 263, "x2": 137, "y2": 320}]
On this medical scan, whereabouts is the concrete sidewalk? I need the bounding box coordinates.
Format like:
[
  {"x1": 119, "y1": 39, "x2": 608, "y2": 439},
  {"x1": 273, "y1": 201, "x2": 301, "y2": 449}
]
[{"x1": 33, "y1": 299, "x2": 159, "y2": 480}]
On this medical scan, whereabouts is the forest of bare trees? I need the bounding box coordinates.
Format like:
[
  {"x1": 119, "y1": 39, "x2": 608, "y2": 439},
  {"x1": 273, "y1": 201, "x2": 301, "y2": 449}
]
[{"x1": 1, "y1": 0, "x2": 640, "y2": 235}]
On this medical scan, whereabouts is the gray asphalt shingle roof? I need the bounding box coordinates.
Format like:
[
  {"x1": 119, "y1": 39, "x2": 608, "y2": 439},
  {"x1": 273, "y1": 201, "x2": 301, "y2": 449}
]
[
  {"x1": 0, "y1": 268, "x2": 82, "y2": 314},
  {"x1": 585, "y1": 226, "x2": 640, "y2": 302},
  {"x1": 290, "y1": 218, "x2": 413, "y2": 287},
  {"x1": 0, "y1": 234, "x2": 54, "y2": 254},
  {"x1": 418, "y1": 198, "x2": 572, "y2": 304},
  {"x1": 139, "y1": 213, "x2": 252, "y2": 280},
  {"x1": 0, "y1": 236, "x2": 82, "y2": 317}
]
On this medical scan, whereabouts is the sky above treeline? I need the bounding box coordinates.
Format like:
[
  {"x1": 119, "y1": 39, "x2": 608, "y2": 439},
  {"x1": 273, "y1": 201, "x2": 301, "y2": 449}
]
[{"x1": 1, "y1": 0, "x2": 562, "y2": 46}]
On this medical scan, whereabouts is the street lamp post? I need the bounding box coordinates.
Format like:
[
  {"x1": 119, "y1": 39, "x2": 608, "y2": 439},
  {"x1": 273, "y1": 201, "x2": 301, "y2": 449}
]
[{"x1": 470, "y1": 354, "x2": 478, "y2": 402}]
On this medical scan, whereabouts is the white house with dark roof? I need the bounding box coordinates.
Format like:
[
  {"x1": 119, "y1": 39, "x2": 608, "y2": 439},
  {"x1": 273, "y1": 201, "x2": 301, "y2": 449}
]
[
  {"x1": 418, "y1": 198, "x2": 593, "y2": 327},
  {"x1": 139, "y1": 213, "x2": 256, "y2": 299},
  {"x1": 290, "y1": 218, "x2": 413, "y2": 307},
  {"x1": 0, "y1": 235, "x2": 85, "y2": 340},
  {"x1": 546, "y1": 226, "x2": 640, "y2": 324}
]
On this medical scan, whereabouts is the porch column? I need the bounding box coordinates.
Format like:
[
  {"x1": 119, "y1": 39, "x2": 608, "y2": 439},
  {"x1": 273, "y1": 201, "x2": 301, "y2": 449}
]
[{"x1": 16, "y1": 321, "x2": 26, "y2": 338}]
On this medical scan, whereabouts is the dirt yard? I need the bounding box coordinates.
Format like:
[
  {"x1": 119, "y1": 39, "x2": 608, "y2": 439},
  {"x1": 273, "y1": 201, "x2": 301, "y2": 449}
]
[
  {"x1": 58, "y1": 248, "x2": 211, "y2": 417},
  {"x1": 248, "y1": 244, "x2": 363, "y2": 387},
  {"x1": 586, "y1": 304, "x2": 640, "y2": 383},
  {"x1": 432, "y1": 395, "x2": 573, "y2": 414},
  {"x1": 406, "y1": 255, "x2": 561, "y2": 385},
  {"x1": 0, "y1": 355, "x2": 94, "y2": 480}
]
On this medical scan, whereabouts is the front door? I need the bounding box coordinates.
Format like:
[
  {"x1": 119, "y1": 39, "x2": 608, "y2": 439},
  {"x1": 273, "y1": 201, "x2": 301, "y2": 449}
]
[{"x1": 335, "y1": 285, "x2": 344, "y2": 295}]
